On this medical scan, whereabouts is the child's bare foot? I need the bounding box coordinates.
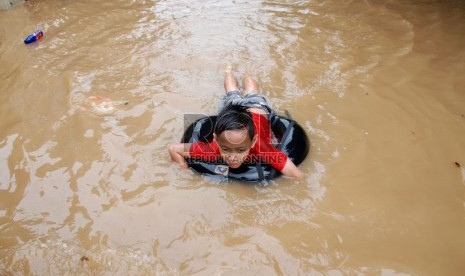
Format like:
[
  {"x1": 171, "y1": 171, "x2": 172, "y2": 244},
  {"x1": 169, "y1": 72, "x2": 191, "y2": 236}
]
[
  {"x1": 224, "y1": 65, "x2": 239, "y2": 93},
  {"x1": 244, "y1": 65, "x2": 257, "y2": 78},
  {"x1": 224, "y1": 65, "x2": 233, "y2": 74},
  {"x1": 242, "y1": 73, "x2": 259, "y2": 95}
]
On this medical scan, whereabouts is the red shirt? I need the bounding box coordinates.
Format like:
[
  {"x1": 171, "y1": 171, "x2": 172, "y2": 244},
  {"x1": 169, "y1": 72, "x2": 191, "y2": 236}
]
[{"x1": 189, "y1": 113, "x2": 288, "y2": 171}]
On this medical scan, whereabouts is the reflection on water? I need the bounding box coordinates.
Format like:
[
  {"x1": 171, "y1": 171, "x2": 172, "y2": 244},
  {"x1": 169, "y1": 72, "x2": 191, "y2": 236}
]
[{"x1": 1, "y1": 0, "x2": 465, "y2": 274}]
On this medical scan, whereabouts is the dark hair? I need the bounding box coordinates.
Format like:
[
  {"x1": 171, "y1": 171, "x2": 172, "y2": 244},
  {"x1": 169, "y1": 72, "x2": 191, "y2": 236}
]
[{"x1": 214, "y1": 104, "x2": 255, "y2": 139}]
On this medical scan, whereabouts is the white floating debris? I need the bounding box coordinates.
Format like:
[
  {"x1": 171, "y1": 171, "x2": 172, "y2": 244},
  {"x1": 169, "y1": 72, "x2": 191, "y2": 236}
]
[{"x1": 86, "y1": 96, "x2": 128, "y2": 115}]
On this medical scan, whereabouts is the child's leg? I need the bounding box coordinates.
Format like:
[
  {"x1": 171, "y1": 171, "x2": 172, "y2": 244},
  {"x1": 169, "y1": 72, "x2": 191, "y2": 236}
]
[
  {"x1": 242, "y1": 73, "x2": 259, "y2": 96},
  {"x1": 241, "y1": 73, "x2": 268, "y2": 115},
  {"x1": 224, "y1": 66, "x2": 239, "y2": 94}
]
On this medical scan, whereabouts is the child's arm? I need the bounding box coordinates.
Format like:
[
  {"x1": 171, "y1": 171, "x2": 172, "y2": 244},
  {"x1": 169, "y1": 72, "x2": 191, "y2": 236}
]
[
  {"x1": 168, "y1": 143, "x2": 192, "y2": 170},
  {"x1": 281, "y1": 159, "x2": 304, "y2": 179}
]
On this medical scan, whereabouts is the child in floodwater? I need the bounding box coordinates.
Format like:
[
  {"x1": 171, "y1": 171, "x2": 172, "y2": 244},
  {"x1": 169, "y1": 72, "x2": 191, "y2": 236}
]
[{"x1": 168, "y1": 67, "x2": 303, "y2": 179}]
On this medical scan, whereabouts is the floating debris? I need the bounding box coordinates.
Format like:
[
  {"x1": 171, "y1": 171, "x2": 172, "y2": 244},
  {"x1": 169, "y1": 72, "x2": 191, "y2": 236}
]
[
  {"x1": 87, "y1": 96, "x2": 115, "y2": 114},
  {"x1": 85, "y1": 96, "x2": 128, "y2": 115},
  {"x1": 24, "y1": 30, "x2": 44, "y2": 44},
  {"x1": 454, "y1": 162, "x2": 461, "y2": 168}
]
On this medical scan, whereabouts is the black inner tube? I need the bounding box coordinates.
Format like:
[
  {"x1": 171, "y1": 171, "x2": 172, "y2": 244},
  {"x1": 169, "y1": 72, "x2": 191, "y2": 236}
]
[{"x1": 181, "y1": 114, "x2": 310, "y2": 183}]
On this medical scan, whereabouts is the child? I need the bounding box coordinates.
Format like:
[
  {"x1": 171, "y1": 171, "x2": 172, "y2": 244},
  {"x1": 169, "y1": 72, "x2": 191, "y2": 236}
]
[{"x1": 168, "y1": 67, "x2": 304, "y2": 179}]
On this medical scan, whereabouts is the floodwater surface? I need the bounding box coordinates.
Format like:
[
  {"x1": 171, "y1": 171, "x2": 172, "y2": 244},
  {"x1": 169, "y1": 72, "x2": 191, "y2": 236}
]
[{"x1": 1, "y1": 0, "x2": 465, "y2": 275}]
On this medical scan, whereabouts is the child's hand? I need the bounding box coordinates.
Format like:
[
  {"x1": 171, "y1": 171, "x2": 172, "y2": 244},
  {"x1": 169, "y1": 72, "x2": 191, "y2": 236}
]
[
  {"x1": 168, "y1": 143, "x2": 191, "y2": 170},
  {"x1": 177, "y1": 162, "x2": 189, "y2": 171},
  {"x1": 281, "y1": 159, "x2": 305, "y2": 179},
  {"x1": 294, "y1": 170, "x2": 305, "y2": 180}
]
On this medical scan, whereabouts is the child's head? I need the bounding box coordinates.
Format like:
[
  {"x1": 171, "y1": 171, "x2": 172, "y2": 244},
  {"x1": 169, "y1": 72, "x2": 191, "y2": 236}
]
[{"x1": 214, "y1": 105, "x2": 257, "y2": 168}]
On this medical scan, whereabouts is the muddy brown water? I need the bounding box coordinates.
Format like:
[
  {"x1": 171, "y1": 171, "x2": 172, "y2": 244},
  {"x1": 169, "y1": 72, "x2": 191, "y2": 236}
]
[{"x1": 1, "y1": 0, "x2": 465, "y2": 275}]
